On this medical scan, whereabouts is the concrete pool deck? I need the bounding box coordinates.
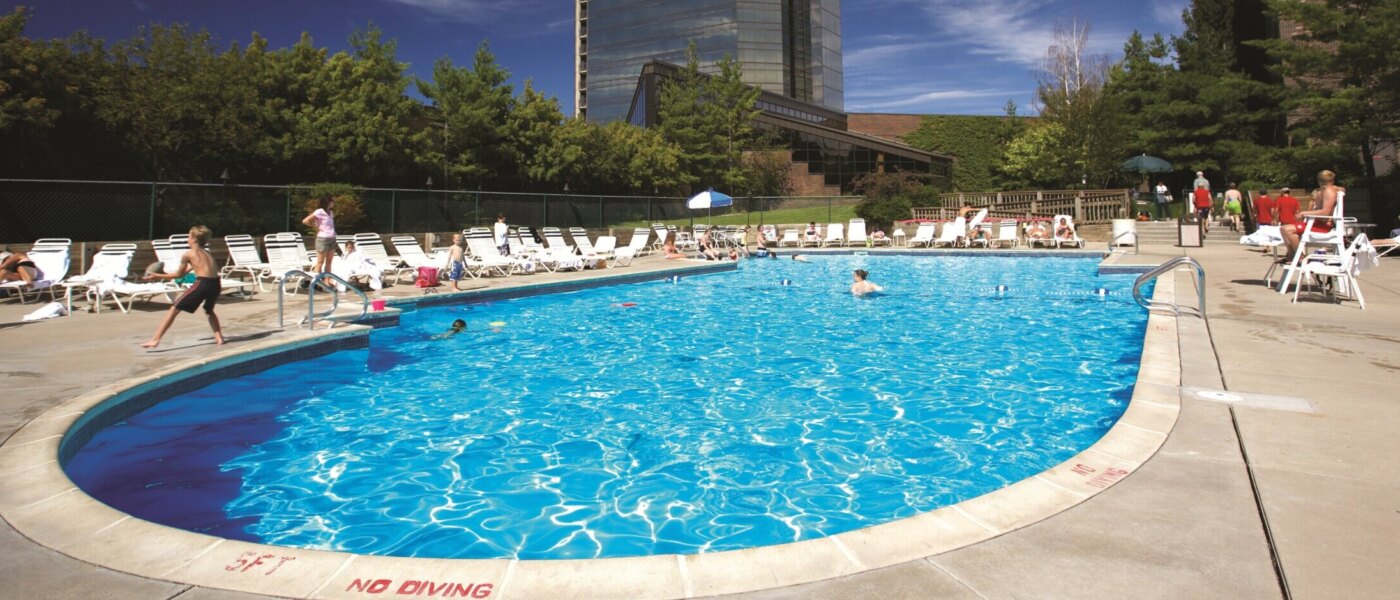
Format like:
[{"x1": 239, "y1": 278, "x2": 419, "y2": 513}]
[{"x1": 0, "y1": 247, "x2": 1396, "y2": 598}]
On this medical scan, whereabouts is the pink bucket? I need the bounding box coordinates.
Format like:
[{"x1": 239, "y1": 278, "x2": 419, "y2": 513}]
[{"x1": 370, "y1": 299, "x2": 387, "y2": 312}]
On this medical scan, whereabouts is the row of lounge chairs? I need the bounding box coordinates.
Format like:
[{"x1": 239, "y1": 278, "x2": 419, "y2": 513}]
[
  {"x1": 906, "y1": 214, "x2": 1085, "y2": 249},
  {"x1": 775, "y1": 218, "x2": 890, "y2": 248}
]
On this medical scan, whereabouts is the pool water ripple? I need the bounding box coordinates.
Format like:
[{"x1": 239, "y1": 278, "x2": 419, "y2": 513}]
[{"x1": 66, "y1": 255, "x2": 1150, "y2": 559}]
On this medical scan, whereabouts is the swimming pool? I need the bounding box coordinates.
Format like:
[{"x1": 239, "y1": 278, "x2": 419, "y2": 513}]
[{"x1": 66, "y1": 255, "x2": 1150, "y2": 560}]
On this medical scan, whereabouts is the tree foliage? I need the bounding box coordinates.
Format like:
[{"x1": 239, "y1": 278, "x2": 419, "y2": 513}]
[
  {"x1": 902, "y1": 109, "x2": 1023, "y2": 192},
  {"x1": 0, "y1": 11, "x2": 773, "y2": 197},
  {"x1": 656, "y1": 41, "x2": 763, "y2": 194},
  {"x1": 851, "y1": 172, "x2": 941, "y2": 229}
]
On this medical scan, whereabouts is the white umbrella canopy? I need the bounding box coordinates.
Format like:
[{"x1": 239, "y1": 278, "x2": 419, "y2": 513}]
[{"x1": 686, "y1": 189, "x2": 734, "y2": 210}]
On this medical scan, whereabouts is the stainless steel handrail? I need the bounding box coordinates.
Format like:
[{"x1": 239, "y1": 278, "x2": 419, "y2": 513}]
[
  {"x1": 276, "y1": 269, "x2": 313, "y2": 328},
  {"x1": 1109, "y1": 230, "x2": 1139, "y2": 254},
  {"x1": 1133, "y1": 256, "x2": 1206, "y2": 320},
  {"x1": 304, "y1": 272, "x2": 369, "y2": 329},
  {"x1": 276, "y1": 270, "x2": 369, "y2": 329}
]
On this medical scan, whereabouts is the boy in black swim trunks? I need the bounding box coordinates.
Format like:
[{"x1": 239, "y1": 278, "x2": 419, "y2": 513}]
[{"x1": 141, "y1": 225, "x2": 224, "y2": 348}]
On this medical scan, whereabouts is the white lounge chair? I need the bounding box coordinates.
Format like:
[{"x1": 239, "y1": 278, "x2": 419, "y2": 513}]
[
  {"x1": 932, "y1": 219, "x2": 965, "y2": 248},
  {"x1": 353, "y1": 233, "x2": 414, "y2": 283},
  {"x1": 221, "y1": 235, "x2": 271, "y2": 290},
  {"x1": 91, "y1": 279, "x2": 182, "y2": 314},
  {"x1": 823, "y1": 223, "x2": 845, "y2": 247},
  {"x1": 541, "y1": 227, "x2": 574, "y2": 253},
  {"x1": 59, "y1": 243, "x2": 136, "y2": 313},
  {"x1": 803, "y1": 225, "x2": 822, "y2": 247},
  {"x1": 263, "y1": 233, "x2": 314, "y2": 293},
  {"x1": 990, "y1": 220, "x2": 1020, "y2": 249},
  {"x1": 1053, "y1": 215, "x2": 1086, "y2": 249},
  {"x1": 964, "y1": 209, "x2": 990, "y2": 248},
  {"x1": 465, "y1": 230, "x2": 520, "y2": 276},
  {"x1": 594, "y1": 236, "x2": 618, "y2": 262},
  {"x1": 908, "y1": 223, "x2": 936, "y2": 248},
  {"x1": 1292, "y1": 233, "x2": 1377, "y2": 309},
  {"x1": 1278, "y1": 191, "x2": 1351, "y2": 294},
  {"x1": 848, "y1": 219, "x2": 869, "y2": 247},
  {"x1": 625, "y1": 228, "x2": 651, "y2": 256},
  {"x1": 2, "y1": 238, "x2": 71, "y2": 303},
  {"x1": 778, "y1": 229, "x2": 801, "y2": 248},
  {"x1": 1027, "y1": 221, "x2": 1056, "y2": 248}
]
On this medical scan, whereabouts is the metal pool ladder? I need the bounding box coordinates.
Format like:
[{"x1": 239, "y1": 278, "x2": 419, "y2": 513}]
[
  {"x1": 277, "y1": 270, "x2": 370, "y2": 329},
  {"x1": 1133, "y1": 256, "x2": 1206, "y2": 320}
]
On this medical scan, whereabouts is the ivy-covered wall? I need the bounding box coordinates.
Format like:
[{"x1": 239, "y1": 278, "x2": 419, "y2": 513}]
[{"x1": 903, "y1": 115, "x2": 1027, "y2": 192}]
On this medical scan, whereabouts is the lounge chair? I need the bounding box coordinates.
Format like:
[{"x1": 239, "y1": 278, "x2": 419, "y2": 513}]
[
  {"x1": 651, "y1": 225, "x2": 670, "y2": 252},
  {"x1": 353, "y1": 233, "x2": 414, "y2": 284},
  {"x1": 990, "y1": 220, "x2": 1020, "y2": 249},
  {"x1": 1277, "y1": 191, "x2": 1352, "y2": 294},
  {"x1": 675, "y1": 231, "x2": 698, "y2": 252},
  {"x1": 803, "y1": 225, "x2": 822, "y2": 247},
  {"x1": 932, "y1": 219, "x2": 965, "y2": 248},
  {"x1": 891, "y1": 226, "x2": 906, "y2": 247},
  {"x1": 823, "y1": 223, "x2": 845, "y2": 247},
  {"x1": 778, "y1": 229, "x2": 801, "y2": 247},
  {"x1": 848, "y1": 219, "x2": 869, "y2": 247},
  {"x1": 964, "y1": 209, "x2": 990, "y2": 248},
  {"x1": 90, "y1": 279, "x2": 182, "y2": 314},
  {"x1": 466, "y1": 230, "x2": 528, "y2": 275},
  {"x1": 625, "y1": 228, "x2": 651, "y2": 256},
  {"x1": 1027, "y1": 221, "x2": 1056, "y2": 248},
  {"x1": 58, "y1": 243, "x2": 136, "y2": 313},
  {"x1": 908, "y1": 223, "x2": 936, "y2": 248},
  {"x1": 1053, "y1": 215, "x2": 1086, "y2": 248},
  {"x1": 541, "y1": 227, "x2": 574, "y2": 253},
  {"x1": 594, "y1": 236, "x2": 618, "y2": 262},
  {"x1": 391, "y1": 236, "x2": 445, "y2": 271},
  {"x1": 2, "y1": 239, "x2": 72, "y2": 303},
  {"x1": 263, "y1": 233, "x2": 314, "y2": 293},
  {"x1": 1292, "y1": 233, "x2": 1377, "y2": 309}
]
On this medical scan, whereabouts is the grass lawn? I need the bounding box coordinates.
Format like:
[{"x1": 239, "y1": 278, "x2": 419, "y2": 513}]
[{"x1": 614, "y1": 204, "x2": 859, "y2": 229}]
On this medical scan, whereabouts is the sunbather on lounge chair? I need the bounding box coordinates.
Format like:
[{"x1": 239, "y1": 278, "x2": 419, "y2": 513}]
[
  {"x1": 332, "y1": 240, "x2": 384, "y2": 291},
  {"x1": 1027, "y1": 221, "x2": 1049, "y2": 241},
  {"x1": 0, "y1": 251, "x2": 39, "y2": 285}
]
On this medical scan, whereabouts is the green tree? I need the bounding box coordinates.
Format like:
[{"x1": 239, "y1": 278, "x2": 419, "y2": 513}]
[
  {"x1": 0, "y1": 7, "x2": 58, "y2": 131},
  {"x1": 657, "y1": 41, "x2": 761, "y2": 193},
  {"x1": 508, "y1": 80, "x2": 565, "y2": 190},
  {"x1": 851, "y1": 172, "x2": 941, "y2": 229},
  {"x1": 1258, "y1": 0, "x2": 1400, "y2": 181},
  {"x1": 1032, "y1": 18, "x2": 1129, "y2": 188},
  {"x1": 414, "y1": 41, "x2": 515, "y2": 190},
  {"x1": 295, "y1": 26, "x2": 416, "y2": 185},
  {"x1": 1002, "y1": 121, "x2": 1075, "y2": 188}
]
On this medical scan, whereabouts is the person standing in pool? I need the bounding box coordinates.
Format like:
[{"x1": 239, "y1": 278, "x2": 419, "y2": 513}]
[
  {"x1": 140, "y1": 225, "x2": 224, "y2": 348},
  {"x1": 851, "y1": 269, "x2": 882, "y2": 296},
  {"x1": 302, "y1": 195, "x2": 337, "y2": 275}
]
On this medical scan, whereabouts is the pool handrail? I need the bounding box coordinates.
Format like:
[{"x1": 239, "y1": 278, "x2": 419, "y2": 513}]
[
  {"x1": 1133, "y1": 256, "x2": 1206, "y2": 320},
  {"x1": 277, "y1": 270, "x2": 369, "y2": 329}
]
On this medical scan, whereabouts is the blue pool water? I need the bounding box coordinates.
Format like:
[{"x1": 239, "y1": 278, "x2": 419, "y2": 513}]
[{"x1": 66, "y1": 255, "x2": 1150, "y2": 560}]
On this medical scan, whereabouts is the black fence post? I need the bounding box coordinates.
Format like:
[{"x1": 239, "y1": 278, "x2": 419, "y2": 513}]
[
  {"x1": 148, "y1": 182, "x2": 157, "y2": 239},
  {"x1": 284, "y1": 188, "x2": 292, "y2": 232},
  {"x1": 389, "y1": 190, "x2": 397, "y2": 232}
]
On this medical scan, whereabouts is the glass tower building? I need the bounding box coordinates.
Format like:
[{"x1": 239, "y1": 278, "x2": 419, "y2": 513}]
[{"x1": 576, "y1": 0, "x2": 843, "y2": 122}]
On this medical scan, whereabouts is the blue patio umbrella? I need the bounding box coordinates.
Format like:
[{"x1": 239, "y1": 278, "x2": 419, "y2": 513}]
[{"x1": 687, "y1": 188, "x2": 734, "y2": 224}]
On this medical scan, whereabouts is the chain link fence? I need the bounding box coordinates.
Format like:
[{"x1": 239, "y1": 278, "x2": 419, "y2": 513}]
[{"x1": 0, "y1": 179, "x2": 862, "y2": 243}]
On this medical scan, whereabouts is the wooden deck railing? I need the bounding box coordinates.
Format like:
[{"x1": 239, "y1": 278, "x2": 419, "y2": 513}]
[{"x1": 914, "y1": 189, "x2": 1132, "y2": 224}]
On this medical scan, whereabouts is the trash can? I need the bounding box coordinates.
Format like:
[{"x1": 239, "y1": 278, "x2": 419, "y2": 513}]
[
  {"x1": 1178, "y1": 214, "x2": 1203, "y2": 247},
  {"x1": 1111, "y1": 219, "x2": 1137, "y2": 247}
]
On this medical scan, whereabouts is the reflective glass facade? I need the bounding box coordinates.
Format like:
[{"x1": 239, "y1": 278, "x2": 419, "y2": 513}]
[{"x1": 577, "y1": 0, "x2": 843, "y2": 122}]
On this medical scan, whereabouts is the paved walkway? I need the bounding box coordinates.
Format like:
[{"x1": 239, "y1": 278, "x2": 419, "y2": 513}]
[{"x1": 1, "y1": 246, "x2": 1396, "y2": 599}]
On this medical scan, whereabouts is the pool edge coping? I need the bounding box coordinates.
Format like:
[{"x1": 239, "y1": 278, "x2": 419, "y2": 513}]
[{"x1": 0, "y1": 259, "x2": 1181, "y2": 600}]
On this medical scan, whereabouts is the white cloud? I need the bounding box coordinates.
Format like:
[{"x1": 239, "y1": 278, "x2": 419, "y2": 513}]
[
  {"x1": 847, "y1": 88, "x2": 1020, "y2": 112},
  {"x1": 901, "y1": 0, "x2": 1128, "y2": 66},
  {"x1": 375, "y1": 0, "x2": 550, "y2": 24},
  {"x1": 1151, "y1": 0, "x2": 1188, "y2": 27},
  {"x1": 844, "y1": 38, "x2": 954, "y2": 72}
]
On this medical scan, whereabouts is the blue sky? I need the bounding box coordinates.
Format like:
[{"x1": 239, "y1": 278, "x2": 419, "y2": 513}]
[{"x1": 20, "y1": 0, "x2": 1186, "y2": 116}]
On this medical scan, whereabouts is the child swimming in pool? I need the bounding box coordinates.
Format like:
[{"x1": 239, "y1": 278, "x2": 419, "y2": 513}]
[
  {"x1": 850, "y1": 269, "x2": 882, "y2": 296},
  {"x1": 433, "y1": 319, "x2": 467, "y2": 340}
]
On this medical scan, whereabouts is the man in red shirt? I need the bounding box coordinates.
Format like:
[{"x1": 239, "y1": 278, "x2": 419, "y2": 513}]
[
  {"x1": 1274, "y1": 187, "x2": 1299, "y2": 228},
  {"x1": 1255, "y1": 189, "x2": 1276, "y2": 226},
  {"x1": 1193, "y1": 186, "x2": 1213, "y2": 234}
]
